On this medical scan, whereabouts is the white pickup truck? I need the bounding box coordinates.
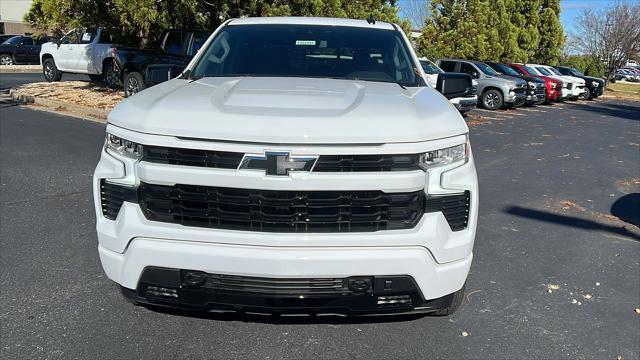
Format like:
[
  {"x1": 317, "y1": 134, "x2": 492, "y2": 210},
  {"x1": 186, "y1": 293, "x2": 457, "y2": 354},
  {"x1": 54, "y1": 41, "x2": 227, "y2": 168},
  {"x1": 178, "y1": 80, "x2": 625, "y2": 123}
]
[
  {"x1": 93, "y1": 17, "x2": 478, "y2": 317},
  {"x1": 40, "y1": 27, "x2": 120, "y2": 87}
]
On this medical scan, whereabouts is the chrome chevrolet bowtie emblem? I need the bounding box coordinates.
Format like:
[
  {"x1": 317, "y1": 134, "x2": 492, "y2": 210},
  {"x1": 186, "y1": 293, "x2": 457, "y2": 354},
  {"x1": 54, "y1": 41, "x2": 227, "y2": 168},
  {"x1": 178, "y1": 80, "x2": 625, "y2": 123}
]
[{"x1": 239, "y1": 151, "x2": 317, "y2": 176}]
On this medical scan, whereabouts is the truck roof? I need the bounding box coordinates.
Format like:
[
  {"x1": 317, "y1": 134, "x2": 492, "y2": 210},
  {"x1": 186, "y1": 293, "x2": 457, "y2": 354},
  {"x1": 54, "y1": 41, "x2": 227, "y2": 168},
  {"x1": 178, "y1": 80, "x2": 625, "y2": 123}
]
[{"x1": 227, "y1": 16, "x2": 396, "y2": 30}]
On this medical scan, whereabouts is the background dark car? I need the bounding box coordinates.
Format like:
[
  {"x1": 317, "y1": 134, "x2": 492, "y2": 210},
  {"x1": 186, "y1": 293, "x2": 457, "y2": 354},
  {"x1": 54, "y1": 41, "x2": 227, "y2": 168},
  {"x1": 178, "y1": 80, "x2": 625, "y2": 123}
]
[
  {"x1": 0, "y1": 35, "x2": 51, "y2": 65},
  {"x1": 485, "y1": 62, "x2": 547, "y2": 105},
  {"x1": 555, "y1": 66, "x2": 604, "y2": 100},
  {"x1": 0, "y1": 34, "x2": 20, "y2": 44},
  {"x1": 114, "y1": 30, "x2": 211, "y2": 97}
]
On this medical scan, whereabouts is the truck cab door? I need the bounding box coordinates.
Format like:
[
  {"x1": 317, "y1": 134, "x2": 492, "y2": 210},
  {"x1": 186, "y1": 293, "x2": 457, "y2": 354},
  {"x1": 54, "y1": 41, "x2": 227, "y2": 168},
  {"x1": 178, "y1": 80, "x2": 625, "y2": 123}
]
[
  {"x1": 72, "y1": 29, "x2": 98, "y2": 73},
  {"x1": 13, "y1": 37, "x2": 36, "y2": 63},
  {"x1": 56, "y1": 30, "x2": 80, "y2": 71}
]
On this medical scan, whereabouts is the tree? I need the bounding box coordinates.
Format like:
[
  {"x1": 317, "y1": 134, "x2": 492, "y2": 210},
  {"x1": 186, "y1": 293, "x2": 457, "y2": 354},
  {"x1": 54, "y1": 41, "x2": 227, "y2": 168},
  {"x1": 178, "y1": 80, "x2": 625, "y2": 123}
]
[
  {"x1": 532, "y1": 0, "x2": 563, "y2": 64},
  {"x1": 570, "y1": 1, "x2": 640, "y2": 82}
]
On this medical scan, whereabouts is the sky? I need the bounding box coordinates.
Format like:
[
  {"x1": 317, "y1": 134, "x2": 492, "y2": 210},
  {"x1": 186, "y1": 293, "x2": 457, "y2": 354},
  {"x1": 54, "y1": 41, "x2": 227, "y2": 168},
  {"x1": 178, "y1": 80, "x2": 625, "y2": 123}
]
[{"x1": 397, "y1": 0, "x2": 637, "y2": 33}]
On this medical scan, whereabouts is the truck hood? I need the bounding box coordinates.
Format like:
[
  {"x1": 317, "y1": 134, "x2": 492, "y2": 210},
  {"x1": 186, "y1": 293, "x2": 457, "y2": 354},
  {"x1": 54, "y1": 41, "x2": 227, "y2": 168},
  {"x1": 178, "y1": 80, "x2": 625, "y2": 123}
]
[{"x1": 108, "y1": 77, "x2": 467, "y2": 144}]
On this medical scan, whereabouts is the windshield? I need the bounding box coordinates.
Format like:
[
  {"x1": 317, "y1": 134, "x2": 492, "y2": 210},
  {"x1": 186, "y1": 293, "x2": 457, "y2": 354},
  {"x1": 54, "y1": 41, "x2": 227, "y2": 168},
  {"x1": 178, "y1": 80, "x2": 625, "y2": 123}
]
[
  {"x1": 3, "y1": 36, "x2": 23, "y2": 45},
  {"x1": 475, "y1": 62, "x2": 499, "y2": 76},
  {"x1": 491, "y1": 63, "x2": 519, "y2": 76},
  {"x1": 521, "y1": 65, "x2": 537, "y2": 75},
  {"x1": 535, "y1": 67, "x2": 552, "y2": 76},
  {"x1": 191, "y1": 24, "x2": 420, "y2": 86},
  {"x1": 569, "y1": 67, "x2": 583, "y2": 76},
  {"x1": 419, "y1": 59, "x2": 442, "y2": 74},
  {"x1": 548, "y1": 67, "x2": 563, "y2": 76}
]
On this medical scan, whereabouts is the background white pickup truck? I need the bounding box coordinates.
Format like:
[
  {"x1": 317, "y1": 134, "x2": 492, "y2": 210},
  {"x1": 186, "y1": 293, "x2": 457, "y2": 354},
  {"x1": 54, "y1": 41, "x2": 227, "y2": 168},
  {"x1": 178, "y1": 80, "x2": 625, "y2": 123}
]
[{"x1": 40, "y1": 27, "x2": 120, "y2": 87}]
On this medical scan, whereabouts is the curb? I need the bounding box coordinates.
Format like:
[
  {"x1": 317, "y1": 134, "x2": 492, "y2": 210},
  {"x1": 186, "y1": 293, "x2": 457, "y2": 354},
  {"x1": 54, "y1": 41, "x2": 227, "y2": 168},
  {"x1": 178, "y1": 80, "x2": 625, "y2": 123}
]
[
  {"x1": 9, "y1": 89, "x2": 109, "y2": 123},
  {"x1": 0, "y1": 67, "x2": 42, "y2": 74}
]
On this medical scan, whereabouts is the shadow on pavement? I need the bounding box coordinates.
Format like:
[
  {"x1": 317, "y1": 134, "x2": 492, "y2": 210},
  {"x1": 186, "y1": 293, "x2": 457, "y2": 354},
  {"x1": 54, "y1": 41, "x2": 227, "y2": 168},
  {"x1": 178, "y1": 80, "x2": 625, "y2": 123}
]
[
  {"x1": 569, "y1": 101, "x2": 640, "y2": 121},
  {"x1": 504, "y1": 205, "x2": 640, "y2": 241},
  {"x1": 611, "y1": 193, "x2": 640, "y2": 227}
]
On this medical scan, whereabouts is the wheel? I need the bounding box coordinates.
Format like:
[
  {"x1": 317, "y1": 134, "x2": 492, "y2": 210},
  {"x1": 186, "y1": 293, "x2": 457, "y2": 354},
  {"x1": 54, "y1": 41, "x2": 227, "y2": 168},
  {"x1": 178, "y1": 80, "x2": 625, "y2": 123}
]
[
  {"x1": 428, "y1": 283, "x2": 466, "y2": 316},
  {"x1": 102, "y1": 60, "x2": 120, "y2": 88},
  {"x1": 481, "y1": 89, "x2": 503, "y2": 110},
  {"x1": 0, "y1": 54, "x2": 14, "y2": 66},
  {"x1": 88, "y1": 74, "x2": 103, "y2": 83},
  {"x1": 583, "y1": 87, "x2": 592, "y2": 100},
  {"x1": 123, "y1": 71, "x2": 146, "y2": 97},
  {"x1": 42, "y1": 58, "x2": 62, "y2": 82}
]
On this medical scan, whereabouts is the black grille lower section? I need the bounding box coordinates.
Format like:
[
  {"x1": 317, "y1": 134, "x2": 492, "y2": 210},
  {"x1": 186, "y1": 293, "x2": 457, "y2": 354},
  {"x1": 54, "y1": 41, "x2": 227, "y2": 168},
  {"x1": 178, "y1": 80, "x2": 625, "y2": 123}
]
[
  {"x1": 313, "y1": 154, "x2": 422, "y2": 172},
  {"x1": 201, "y1": 274, "x2": 348, "y2": 295},
  {"x1": 100, "y1": 180, "x2": 136, "y2": 220},
  {"x1": 138, "y1": 183, "x2": 424, "y2": 232},
  {"x1": 143, "y1": 145, "x2": 243, "y2": 169},
  {"x1": 424, "y1": 191, "x2": 471, "y2": 231}
]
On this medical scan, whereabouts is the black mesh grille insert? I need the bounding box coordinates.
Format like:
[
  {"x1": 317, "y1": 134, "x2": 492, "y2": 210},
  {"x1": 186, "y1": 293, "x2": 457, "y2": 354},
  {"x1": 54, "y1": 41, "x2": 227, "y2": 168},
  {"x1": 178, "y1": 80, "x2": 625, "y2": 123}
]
[
  {"x1": 199, "y1": 273, "x2": 349, "y2": 295},
  {"x1": 313, "y1": 154, "x2": 422, "y2": 172},
  {"x1": 424, "y1": 191, "x2": 471, "y2": 231},
  {"x1": 138, "y1": 183, "x2": 424, "y2": 232},
  {"x1": 143, "y1": 145, "x2": 243, "y2": 169}
]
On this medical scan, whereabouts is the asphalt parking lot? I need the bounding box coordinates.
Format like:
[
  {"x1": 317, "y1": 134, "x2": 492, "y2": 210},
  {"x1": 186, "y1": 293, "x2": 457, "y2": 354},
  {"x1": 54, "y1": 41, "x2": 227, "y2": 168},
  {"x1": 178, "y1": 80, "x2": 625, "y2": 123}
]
[{"x1": 1, "y1": 73, "x2": 639, "y2": 359}]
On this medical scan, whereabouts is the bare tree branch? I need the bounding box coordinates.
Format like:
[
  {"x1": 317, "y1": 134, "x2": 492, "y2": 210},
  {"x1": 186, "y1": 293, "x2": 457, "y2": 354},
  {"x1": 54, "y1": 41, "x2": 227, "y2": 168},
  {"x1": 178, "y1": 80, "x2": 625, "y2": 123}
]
[{"x1": 569, "y1": 1, "x2": 640, "y2": 82}]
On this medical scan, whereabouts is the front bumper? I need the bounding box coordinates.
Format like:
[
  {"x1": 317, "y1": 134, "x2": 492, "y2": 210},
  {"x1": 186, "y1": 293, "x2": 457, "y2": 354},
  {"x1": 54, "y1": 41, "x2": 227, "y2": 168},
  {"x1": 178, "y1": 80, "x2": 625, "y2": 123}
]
[
  {"x1": 109, "y1": 245, "x2": 472, "y2": 315},
  {"x1": 504, "y1": 91, "x2": 526, "y2": 105},
  {"x1": 450, "y1": 96, "x2": 477, "y2": 112}
]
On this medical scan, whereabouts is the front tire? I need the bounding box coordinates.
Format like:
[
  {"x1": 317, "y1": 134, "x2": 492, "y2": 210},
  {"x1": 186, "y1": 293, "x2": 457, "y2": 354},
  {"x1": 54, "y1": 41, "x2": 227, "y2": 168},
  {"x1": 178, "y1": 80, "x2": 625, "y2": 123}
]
[
  {"x1": 481, "y1": 89, "x2": 503, "y2": 110},
  {"x1": 123, "y1": 71, "x2": 146, "y2": 97},
  {"x1": 42, "y1": 58, "x2": 62, "y2": 82},
  {"x1": 0, "y1": 54, "x2": 15, "y2": 66}
]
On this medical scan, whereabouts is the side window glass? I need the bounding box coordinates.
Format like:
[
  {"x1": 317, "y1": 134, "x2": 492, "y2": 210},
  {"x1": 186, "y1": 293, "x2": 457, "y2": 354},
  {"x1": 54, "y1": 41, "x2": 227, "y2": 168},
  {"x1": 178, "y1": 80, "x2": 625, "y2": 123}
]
[
  {"x1": 439, "y1": 61, "x2": 456, "y2": 72},
  {"x1": 21, "y1": 37, "x2": 34, "y2": 46},
  {"x1": 79, "y1": 30, "x2": 96, "y2": 44},
  {"x1": 164, "y1": 31, "x2": 186, "y2": 55},
  {"x1": 459, "y1": 63, "x2": 475, "y2": 75},
  {"x1": 61, "y1": 31, "x2": 79, "y2": 45}
]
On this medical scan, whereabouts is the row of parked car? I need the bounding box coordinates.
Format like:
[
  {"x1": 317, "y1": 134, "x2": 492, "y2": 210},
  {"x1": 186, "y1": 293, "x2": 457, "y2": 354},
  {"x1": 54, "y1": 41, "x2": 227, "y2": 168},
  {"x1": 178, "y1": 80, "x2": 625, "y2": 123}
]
[
  {"x1": 419, "y1": 58, "x2": 606, "y2": 113},
  {"x1": 614, "y1": 68, "x2": 640, "y2": 82},
  {"x1": 0, "y1": 28, "x2": 607, "y2": 108}
]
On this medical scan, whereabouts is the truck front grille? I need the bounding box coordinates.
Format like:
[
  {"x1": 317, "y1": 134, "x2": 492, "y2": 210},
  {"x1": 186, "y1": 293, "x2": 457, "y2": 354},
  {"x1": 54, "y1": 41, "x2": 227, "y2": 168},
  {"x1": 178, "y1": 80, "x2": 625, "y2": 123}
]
[
  {"x1": 138, "y1": 183, "x2": 424, "y2": 232},
  {"x1": 142, "y1": 146, "x2": 422, "y2": 172}
]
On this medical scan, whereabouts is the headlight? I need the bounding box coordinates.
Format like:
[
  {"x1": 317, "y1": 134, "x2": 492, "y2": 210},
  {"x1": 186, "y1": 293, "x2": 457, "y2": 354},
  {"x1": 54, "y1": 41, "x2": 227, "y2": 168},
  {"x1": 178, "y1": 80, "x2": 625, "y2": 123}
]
[
  {"x1": 592, "y1": 81, "x2": 599, "y2": 87},
  {"x1": 550, "y1": 82, "x2": 556, "y2": 88},
  {"x1": 105, "y1": 133, "x2": 143, "y2": 160},
  {"x1": 420, "y1": 141, "x2": 468, "y2": 169},
  {"x1": 527, "y1": 81, "x2": 534, "y2": 87},
  {"x1": 508, "y1": 83, "x2": 515, "y2": 90}
]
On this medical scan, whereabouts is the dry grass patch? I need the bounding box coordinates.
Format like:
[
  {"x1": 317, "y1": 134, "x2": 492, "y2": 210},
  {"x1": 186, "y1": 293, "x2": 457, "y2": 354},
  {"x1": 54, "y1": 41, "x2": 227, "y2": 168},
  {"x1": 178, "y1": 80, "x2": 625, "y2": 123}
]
[{"x1": 15, "y1": 81, "x2": 123, "y2": 110}]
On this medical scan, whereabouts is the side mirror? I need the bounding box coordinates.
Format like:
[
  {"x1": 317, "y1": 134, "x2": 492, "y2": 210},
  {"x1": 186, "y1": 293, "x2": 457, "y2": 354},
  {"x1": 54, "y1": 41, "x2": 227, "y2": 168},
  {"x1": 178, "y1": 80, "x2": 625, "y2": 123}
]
[
  {"x1": 471, "y1": 71, "x2": 480, "y2": 79},
  {"x1": 436, "y1": 72, "x2": 473, "y2": 99},
  {"x1": 145, "y1": 64, "x2": 183, "y2": 86}
]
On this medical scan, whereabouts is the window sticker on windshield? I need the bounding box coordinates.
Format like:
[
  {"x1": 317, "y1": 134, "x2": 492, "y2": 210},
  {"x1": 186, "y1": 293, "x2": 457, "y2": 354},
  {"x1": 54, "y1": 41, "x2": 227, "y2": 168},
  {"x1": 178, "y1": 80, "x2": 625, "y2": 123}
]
[
  {"x1": 82, "y1": 33, "x2": 91, "y2": 41},
  {"x1": 295, "y1": 40, "x2": 316, "y2": 46}
]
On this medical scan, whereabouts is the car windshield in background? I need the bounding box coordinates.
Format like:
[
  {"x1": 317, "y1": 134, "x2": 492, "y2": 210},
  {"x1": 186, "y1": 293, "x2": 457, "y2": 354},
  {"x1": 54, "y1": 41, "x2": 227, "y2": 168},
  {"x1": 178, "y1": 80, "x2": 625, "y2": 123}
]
[
  {"x1": 420, "y1": 60, "x2": 443, "y2": 74},
  {"x1": 475, "y1": 62, "x2": 498, "y2": 76},
  {"x1": 548, "y1": 67, "x2": 563, "y2": 76},
  {"x1": 569, "y1": 67, "x2": 583, "y2": 76},
  {"x1": 191, "y1": 24, "x2": 419, "y2": 86},
  {"x1": 2, "y1": 36, "x2": 23, "y2": 45},
  {"x1": 521, "y1": 65, "x2": 537, "y2": 75},
  {"x1": 536, "y1": 67, "x2": 552, "y2": 76},
  {"x1": 492, "y1": 63, "x2": 519, "y2": 76}
]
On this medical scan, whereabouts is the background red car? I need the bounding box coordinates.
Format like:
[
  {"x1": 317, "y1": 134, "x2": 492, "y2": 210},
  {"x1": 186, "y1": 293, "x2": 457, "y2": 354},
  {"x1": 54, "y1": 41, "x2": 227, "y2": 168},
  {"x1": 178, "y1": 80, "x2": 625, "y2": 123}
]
[{"x1": 509, "y1": 63, "x2": 563, "y2": 102}]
